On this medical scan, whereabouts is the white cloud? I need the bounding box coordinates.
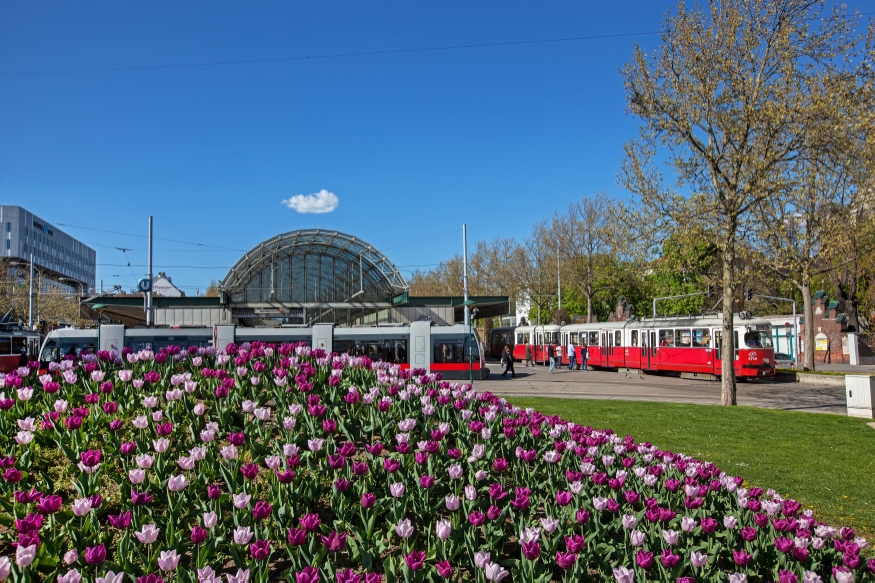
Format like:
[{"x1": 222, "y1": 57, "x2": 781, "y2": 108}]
[{"x1": 281, "y1": 189, "x2": 339, "y2": 214}]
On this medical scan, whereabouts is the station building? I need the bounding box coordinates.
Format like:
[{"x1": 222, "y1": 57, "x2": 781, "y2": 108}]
[{"x1": 83, "y1": 229, "x2": 508, "y2": 328}]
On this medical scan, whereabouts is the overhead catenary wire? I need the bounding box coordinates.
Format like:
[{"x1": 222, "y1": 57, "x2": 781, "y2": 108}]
[{"x1": 1, "y1": 31, "x2": 662, "y2": 77}]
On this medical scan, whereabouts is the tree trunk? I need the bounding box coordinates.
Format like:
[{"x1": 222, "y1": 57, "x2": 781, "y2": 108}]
[
  {"x1": 586, "y1": 293, "x2": 593, "y2": 323},
  {"x1": 801, "y1": 280, "x2": 815, "y2": 371},
  {"x1": 720, "y1": 243, "x2": 737, "y2": 406}
]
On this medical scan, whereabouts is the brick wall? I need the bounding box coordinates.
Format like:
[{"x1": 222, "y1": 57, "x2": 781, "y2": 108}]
[{"x1": 797, "y1": 291, "x2": 850, "y2": 365}]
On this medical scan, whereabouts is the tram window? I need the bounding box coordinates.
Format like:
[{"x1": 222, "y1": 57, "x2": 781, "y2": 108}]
[
  {"x1": 588, "y1": 332, "x2": 599, "y2": 346},
  {"x1": 675, "y1": 329, "x2": 692, "y2": 347},
  {"x1": 615, "y1": 331, "x2": 622, "y2": 346},
  {"x1": 570, "y1": 332, "x2": 578, "y2": 343},
  {"x1": 493, "y1": 332, "x2": 508, "y2": 344},
  {"x1": 743, "y1": 331, "x2": 771, "y2": 348},
  {"x1": 692, "y1": 329, "x2": 710, "y2": 347},
  {"x1": 734, "y1": 331, "x2": 739, "y2": 351},
  {"x1": 516, "y1": 333, "x2": 529, "y2": 344},
  {"x1": 386, "y1": 339, "x2": 408, "y2": 363},
  {"x1": 630, "y1": 330, "x2": 638, "y2": 347},
  {"x1": 659, "y1": 330, "x2": 675, "y2": 347},
  {"x1": 433, "y1": 341, "x2": 465, "y2": 363},
  {"x1": 0, "y1": 337, "x2": 11, "y2": 355},
  {"x1": 552, "y1": 332, "x2": 560, "y2": 344},
  {"x1": 334, "y1": 340, "x2": 355, "y2": 355}
]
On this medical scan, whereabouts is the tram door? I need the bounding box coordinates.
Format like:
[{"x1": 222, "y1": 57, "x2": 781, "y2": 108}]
[
  {"x1": 647, "y1": 331, "x2": 657, "y2": 370},
  {"x1": 713, "y1": 330, "x2": 722, "y2": 374}
]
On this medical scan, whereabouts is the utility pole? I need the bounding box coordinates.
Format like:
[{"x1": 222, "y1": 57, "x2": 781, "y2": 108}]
[
  {"x1": 462, "y1": 224, "x2": 469, "y2": 327},
  {"x1": 28, "y1": 253, "x2": 34, "y2": 328},
  {"x1": 557, "y1": 258, "x2": 561, "y2": 310},
  {"x1": 146, "y1": 216, "x2": 154, "y2": 326}
]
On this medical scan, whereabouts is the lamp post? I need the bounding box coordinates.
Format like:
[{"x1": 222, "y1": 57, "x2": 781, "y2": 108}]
[
  {"x1": 463, "y1": 300, "x2": 476, "y2": 384},
  {"x1": 60, "y1": 278, "x2": 85, "y2": 323},
  {"x1": 93, "y1": 304, "x2": 106, "y2": 354}
]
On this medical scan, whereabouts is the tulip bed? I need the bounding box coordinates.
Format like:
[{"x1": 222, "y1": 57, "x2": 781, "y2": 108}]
[{"x1": 1, "y1": 343, "x2": 874, "y2": 583}]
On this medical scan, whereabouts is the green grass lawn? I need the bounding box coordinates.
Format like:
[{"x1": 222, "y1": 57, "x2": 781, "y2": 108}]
[{"x1": 508, "y1": 397, "x2": 875, "y2": 535}]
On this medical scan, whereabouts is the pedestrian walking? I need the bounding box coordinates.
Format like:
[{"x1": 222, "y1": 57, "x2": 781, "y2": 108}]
[
  {"x1": 580, "y1": 344, "x2": 588, "y2": 371},
  {"x1": 524, "y1": 344, "x2": 533, "y2": 367},
  {"x1": 547, "y1": 344, "x2": 556, "y2": 373},
  {"x1": 500, "y1": 346, "x2": 516, "y2": 378},
  {"x1": 567, "y1": 339, "x2": 576, "y2": 371}
]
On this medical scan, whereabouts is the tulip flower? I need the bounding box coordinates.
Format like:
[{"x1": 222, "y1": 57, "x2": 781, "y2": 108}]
[
  {"x1": 85, "y1": 544, "x2": 106, "y2": 565},
  {"x1": 295, "y1": 567, "x2": 319, "y2": 583},
  {"x1": 233, "y1": 493, "x2": 251, "y2": 509},
  {"x1": 404, "y1": 551, "x2": 426, "y2": 571},
  {"x1": 167, "y1": 474, "x2": 189, "y2": 492},
  {"x1": 395, "y1": 519, "x2": 415, "y2": 538},
  {"x1": 227, "y1": 570, "x2": 250, "y2": 583},
  {"x1": 435, "y1": 561, "x2": 453, "y2": 577},
  {"x1": 135, "y1": 524, "x2": 160, "y2": 544},
  {"x1": 233, "y1": 526, "x2": 254, "y2": 545},
  {"x1": 157, "y1": 550, "x2": 180, "y2": 572},
  {"x1": 72, "y1": 498, "x2": 92, "y2": 516},
  {"x1": 321, "y1": 531, "x2": 347, "y2": 552},
  {"x1": 250, "y1": 539, "x2": 271, "y2": 560},
  {"x1": 435, "y1": 519, "x2": 452, "y2": 540},
  {"x1": 612, "y1": 566, "x2": 634, "y2": 583},
  {"x1": 484, "y1": 562, "x2": 508, "y2": 581},
  {"x1": 96, "y1": 571, "x2": 125, "y2": 583}
]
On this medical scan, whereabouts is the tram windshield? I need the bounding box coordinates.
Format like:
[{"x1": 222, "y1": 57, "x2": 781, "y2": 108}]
[{"x1": 743, "y1": 331, "x2": 773, "y2": 348}]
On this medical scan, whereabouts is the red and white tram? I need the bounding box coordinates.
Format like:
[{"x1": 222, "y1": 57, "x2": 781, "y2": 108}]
[{"x1": 509, "y1": 315, "x2": 775, "y2": 379}]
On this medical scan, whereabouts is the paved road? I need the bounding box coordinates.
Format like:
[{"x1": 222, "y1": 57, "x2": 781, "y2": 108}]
[{"x1": 478, "y1": 361, "x2": 847, "y2": 415}]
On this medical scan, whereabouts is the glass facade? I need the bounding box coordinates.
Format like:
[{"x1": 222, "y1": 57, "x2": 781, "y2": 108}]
[
  {"x1": 224, "y1": 230, "x2": 407, "y2": 304},
  {"x1": 0, "y1": 206, "x2": 96, "y2": 293}
]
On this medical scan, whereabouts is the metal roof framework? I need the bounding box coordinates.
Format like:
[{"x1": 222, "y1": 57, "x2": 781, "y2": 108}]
[{"x1": 221, "y1": 230, "x2": 408, "y2": 303}]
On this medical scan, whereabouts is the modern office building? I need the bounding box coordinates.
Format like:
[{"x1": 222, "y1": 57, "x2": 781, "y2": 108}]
[{"x1": 0, "y1": 205, "x2": 96, "y2": 294}]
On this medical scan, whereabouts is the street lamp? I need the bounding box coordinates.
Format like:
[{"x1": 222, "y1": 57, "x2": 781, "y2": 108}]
[
  {"x1": 93, "y1": 304, "x2": 106, "y2": 354},
  {"x1": 463, "y1": 300, "x2": 477, "y2": 384}
]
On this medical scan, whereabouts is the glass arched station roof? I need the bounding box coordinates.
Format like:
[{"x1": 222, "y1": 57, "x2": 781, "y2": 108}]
[{"x1": 222, "y1": 230, "x2": 408, "y2": 304}]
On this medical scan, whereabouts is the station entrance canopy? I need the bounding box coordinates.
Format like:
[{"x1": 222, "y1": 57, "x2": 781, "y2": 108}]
[{"x1": 81, "y1": 229, "x2": 508, "y2": 327}]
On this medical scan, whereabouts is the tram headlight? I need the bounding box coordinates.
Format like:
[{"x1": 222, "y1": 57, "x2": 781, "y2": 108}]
[{"x1": 764, "y1": 358, "x2": 770, "y2": 365}]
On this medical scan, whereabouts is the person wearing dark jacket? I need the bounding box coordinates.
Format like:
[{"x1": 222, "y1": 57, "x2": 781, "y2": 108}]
[
  {"x1": 548, "y1": 344, "x2": 556, "y2": 373},
  {"x1": 500, "y1": 346, "x2": 516, "y2": 378}
]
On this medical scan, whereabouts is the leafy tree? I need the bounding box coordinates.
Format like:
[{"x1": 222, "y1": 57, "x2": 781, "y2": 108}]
[{"x1": 619, "y1": 0, "x2": 867, "y2": 404}]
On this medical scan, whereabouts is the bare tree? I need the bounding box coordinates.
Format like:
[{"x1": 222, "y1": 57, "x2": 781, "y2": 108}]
[{"x1": 619, "y1": 0, "x2": 867, "y2": 404}]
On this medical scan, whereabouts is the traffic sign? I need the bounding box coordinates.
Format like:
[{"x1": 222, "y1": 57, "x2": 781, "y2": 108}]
[{"x1": 137, "y1": 278, "x2": 152, "y2": 292}]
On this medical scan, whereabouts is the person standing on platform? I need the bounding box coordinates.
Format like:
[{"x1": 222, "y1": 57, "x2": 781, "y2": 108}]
[
  {"x1": 580, "y1": 343, "x2": 589, "y2": 371},
  {"x1": 567, "y1": 340, "x2": 576, "y2": 371},
  {"x1": 525, "y1": 344, "x2": 533, "y2": 367},
  {"x1": 501, "y1": 346, "x2": 516, "y2": 378},
  {"x1": 548, "y1": 343, "x2": 556, "y2": 373}
]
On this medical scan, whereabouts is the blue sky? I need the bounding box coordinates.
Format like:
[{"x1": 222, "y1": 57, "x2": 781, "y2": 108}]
[{"x1": 1, "y1": 1, "x2": 675, "y2": 294}]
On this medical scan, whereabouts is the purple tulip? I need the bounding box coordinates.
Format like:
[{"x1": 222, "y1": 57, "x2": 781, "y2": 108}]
[
  {"x1": 80, "y1": 449, "x2": 102, "y2": 468},
  {"x1": 276, "y1": 469, "x2": 296, "y2": 484},
  {"x1": 635, "y1": 550, "x2": 654, "y2": 569},
  {"x1": 328, "y1": 454, "x2": 345, "y2": 470},
  {"x1": 383, "y1": 458, "x2": 400, "y2": 473},
  {"x1": 131, "y1": 490, "x2": 154, "y2": 505},
  {"x1": 488, "y1": 483, "x2": 507, "y2": 500},
  {"x1": 321, "y1": 531, "x2": 347, "y2": 552},
  {"x1": 89, "y1": 494, "x2": 103, "y2": 509},
  {"x1": 352, "y1": 462, "x2": 369, "y2": 476},
  {"x1": 252, "y1": 501, "x2": 272, "y2": 520},
  {"x1": 404, "y1": 551, "x2": 426, "y2": 571},
  {"x1": 660, "y1": 549, "x2": 679, "y2": 568},
  {"x1": 486, "y1": 505, "x2": 502, "y2": 521},
  {"x1": 521, "y1": 541, "x2": 540, "y2": 560},
  {"x1": 565, "y1": 534, "x2": 585, "y2": 554},
  {"x1": 240, "y1": 463, "x2": 259, "y2": 480},
  {"x1": 334, "y1": 477, "x2": 350, "y2": 492},
  {"x1": 228, "y1": 432, "x2": 245, "y2": 446},
  {"x1": 295, "y1": 567, "x2": 319, "y2": 583},
  {"x1": 250, "y1": 539, "x2": 270, "y2": 560},
  {"x1": 414, "y1": 452, "x2": 429, "y2": 465},
  {"x1": 102, "y1": 401, "x2": 118, "y2": 414},
  {"x1": 576, "y1": 509, "x2": 591, "y2": 524},
  {"x1": 299, "y1": 514, "x2": 321, "y2": 532},
  {"x1": 468, "y1": 511, "x2": 485, "y2": 526},
  {"x1": 361, "y1": 492, "x2": 376, "y2": 509},
  {"x1": 419, "y1": 475, "x2": 435, "y2": 489},
  {"x1": 775, "y1": 537, "x2": 794, "y2": 553},
  {"x1": 207, "y1": 484, "x2": 222, "y2": 500},
  {"x1": 700, "y1": 517, "x2": 717, "y2": 533},
  {"x1": 191, "y1": 525, "x2": 208, "y2": 544},
  {"x1": 556, "y1": 490, "x2": 572, "y2": 506},
  {"x1": 556, "y1": 551, "x2": 577, "y2": 570},
  {"x1": 732, "y1": 550, "x2": 751, "y2": 566},
  {"x1": 14, "y1": 489, "x2": 43, "y2": 505},
  {"x1": 336, "y1": 569, "x2": 363, "y2": 583},
  {"x1": 155, "y1": 422, "x2": 173, "y2": 436},
  {"x1": 322, "y1": 419, "x2": 338, "y2": 433},
  {"x1": 138, "y1": 574, "x2": 165, "y2": 583},
  {"x1": 36, "y1": 495, "x2": 63, "y2": 514},
  {"x1": 365, "y1": 443, "x2": 383, "y2": 455},
  {"x1": 435, "y1": 560, "x2": 453, "y2": 577},
  {"x1": 120, "y1": 442, "x2": 137, "y2": 455},
  {"x1": 107, "y1": 511, "x2": 132, "y2": 529},
  {"x1": 287, "y1": 527, "x2": 307, "y2": 546},
  {"x1": 85, "y1": 544, "x2": 106, "y2": 565}
]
